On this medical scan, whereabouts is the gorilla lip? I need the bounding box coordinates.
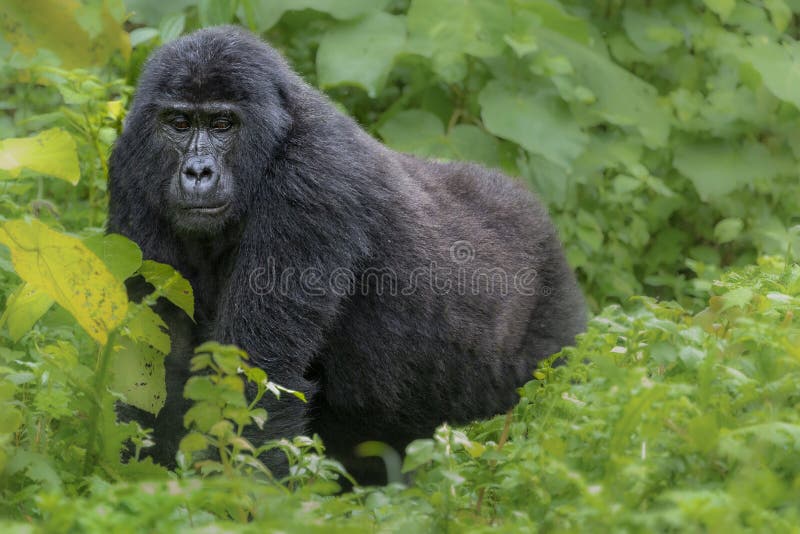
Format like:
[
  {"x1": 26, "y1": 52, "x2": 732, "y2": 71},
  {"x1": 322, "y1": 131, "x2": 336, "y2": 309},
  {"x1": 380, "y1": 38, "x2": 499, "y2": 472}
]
[{"x1": 182, "y1": 203, "x2": 230, "y2": 215}]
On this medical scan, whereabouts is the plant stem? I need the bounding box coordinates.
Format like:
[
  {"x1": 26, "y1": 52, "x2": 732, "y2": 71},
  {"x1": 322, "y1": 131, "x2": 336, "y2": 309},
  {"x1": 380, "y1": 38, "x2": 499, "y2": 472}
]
[{"x1": 83, "y1": 329, "x2": 118, "y2": 477}]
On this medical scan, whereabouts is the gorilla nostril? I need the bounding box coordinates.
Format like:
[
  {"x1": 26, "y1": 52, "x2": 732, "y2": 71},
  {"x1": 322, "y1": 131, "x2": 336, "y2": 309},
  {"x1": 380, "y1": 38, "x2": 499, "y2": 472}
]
[{"x1": 180, "y1": 156, "x2": 219, "y2": 194}]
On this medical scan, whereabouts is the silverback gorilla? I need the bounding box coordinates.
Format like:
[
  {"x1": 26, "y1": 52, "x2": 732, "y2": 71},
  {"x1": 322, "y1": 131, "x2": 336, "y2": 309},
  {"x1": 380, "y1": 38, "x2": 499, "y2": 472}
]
[{"x1": 108, "y1": 26, "x2": 586, "y2": 484}]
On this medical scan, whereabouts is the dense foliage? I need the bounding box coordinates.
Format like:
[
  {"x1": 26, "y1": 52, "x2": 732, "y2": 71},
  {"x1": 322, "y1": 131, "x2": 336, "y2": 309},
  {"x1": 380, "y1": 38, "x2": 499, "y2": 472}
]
[{"x1": 1, "y1": 0, "x2": 799, "y2": 531}]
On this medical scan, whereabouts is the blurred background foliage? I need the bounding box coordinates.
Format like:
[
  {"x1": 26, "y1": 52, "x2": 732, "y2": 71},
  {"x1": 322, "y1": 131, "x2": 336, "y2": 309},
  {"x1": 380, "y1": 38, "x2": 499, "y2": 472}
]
[
  {"x1": 4, "y1": 0, "x2": 800, "y2": 310},
  {"x1": 1, "y1": 0, "x2": 800, "y2": 531}
]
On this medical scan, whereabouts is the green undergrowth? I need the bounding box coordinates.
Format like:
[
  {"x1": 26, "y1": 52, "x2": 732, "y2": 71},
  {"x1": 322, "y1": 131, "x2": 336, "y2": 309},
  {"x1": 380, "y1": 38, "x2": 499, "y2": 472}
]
[{"x1": 2, "y1": 257, "x2": 798, "y2": 532}]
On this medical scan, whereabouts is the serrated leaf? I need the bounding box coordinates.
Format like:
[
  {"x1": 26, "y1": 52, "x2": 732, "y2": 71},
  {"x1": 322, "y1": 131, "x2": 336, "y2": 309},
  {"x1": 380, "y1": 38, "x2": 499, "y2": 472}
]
[
  {"x1": 139, "y1": 260, "x2": 194, "y2": 319},
  {"x1": 111, "y1": 336, "x2": 166, "y2": 416},
  {"x1": 126, "y1": 304, "x2": 170, "y2": 355},
  {"x1": 0, "y1": 129, "x2": 80, "y2": 185},
  {"x1": 317, "y1": 12, "x2": 405, "y2": 97},
  {"x1": 0, "y1": 219, "x2": 127, "y2": 345},
  {"x1": 720, "y1": 287, "x2": 754, "y2": 311},
  {"x1": 179, "y1": 432, "x2": 209, "y2": 454},
  {"x1": 479, "y1": 81, "x2": 587, "y2": 169}
]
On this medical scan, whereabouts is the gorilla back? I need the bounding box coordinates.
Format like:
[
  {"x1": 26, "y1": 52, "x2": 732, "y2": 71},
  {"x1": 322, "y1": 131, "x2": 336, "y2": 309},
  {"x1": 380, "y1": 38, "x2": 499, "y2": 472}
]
[{"x1": 108, "y1": 26, "x2": 586, "y2": 483}]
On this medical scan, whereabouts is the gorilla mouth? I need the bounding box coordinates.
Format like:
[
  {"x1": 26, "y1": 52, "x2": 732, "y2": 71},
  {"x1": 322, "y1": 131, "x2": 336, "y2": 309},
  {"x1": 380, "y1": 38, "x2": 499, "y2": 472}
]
[{"x1": 181, "y1": 203, "x2": 230, "y2": 216}]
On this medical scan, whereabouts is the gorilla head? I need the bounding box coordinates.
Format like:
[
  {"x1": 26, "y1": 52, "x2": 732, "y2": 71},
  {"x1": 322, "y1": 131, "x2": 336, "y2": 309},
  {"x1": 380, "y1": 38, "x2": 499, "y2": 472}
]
[{"x1": 121, "y1": 28, "x2": 293, "y2": 235}]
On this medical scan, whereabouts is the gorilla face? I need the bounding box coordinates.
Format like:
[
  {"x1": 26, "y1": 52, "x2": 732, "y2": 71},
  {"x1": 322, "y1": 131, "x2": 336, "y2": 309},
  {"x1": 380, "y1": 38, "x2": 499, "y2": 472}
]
[{"x1": 159, "y1": 102, "x2": 239, "y2": 234}]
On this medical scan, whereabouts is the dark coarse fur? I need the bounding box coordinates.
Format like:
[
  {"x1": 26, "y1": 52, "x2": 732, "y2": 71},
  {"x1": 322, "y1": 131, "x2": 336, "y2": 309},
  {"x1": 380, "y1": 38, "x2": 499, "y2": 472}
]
[{"x1": 109, "y1": 26, "x2": 586, "y2": 484}]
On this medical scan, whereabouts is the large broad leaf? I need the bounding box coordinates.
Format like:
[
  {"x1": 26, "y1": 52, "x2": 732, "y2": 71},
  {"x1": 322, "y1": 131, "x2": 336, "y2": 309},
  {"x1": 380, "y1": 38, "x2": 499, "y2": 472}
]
[
  {"x1": 673, "y1": 140, "x2": 791, "y2": 200},
  {"x1": 1, "y1": 0, "x2": 130, "y2": 68},
  {"x1": 735, "y1": 40, "x2": 800, "y2": 110},
  {"x1": 479, "y1": 81, "x2": 587, "y2": 169},
  {"x1": 537, "y1": 28, "x2": 670, "y2": 149},
  {"x1": 0, "y1": 219, "x2": 128, "y2": 345},
  {"x1": 111, "y1": 336, "x2": 166, "y2": 415},
  {"x1": 378, "y1": 110, "x2": 500, "y2": 167},
  {"x1": 0, "y1": 129, "x2": 80, "y2": 185},
  {"x1": 317, "y1": 12, "x2": 406, "y2": 97},
  {"x1": 139, "y1": 260, "x2": 195, "y2": 320},
  {"x1": 239, "y1": 0, "x2": 389, "y2": 32},
  {"x1": 407, "y1": 0, "x2": 511, "y2": 81},
  {"x1": 0, "y1": 233, "x2": 142, "y2": 342}
]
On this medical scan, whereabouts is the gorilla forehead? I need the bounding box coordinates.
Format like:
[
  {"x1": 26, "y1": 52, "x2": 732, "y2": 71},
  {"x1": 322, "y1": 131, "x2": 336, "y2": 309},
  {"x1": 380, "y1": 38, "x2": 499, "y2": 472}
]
[{"x1": 138, "y1": 26, "x2": 286, "y2": 104}]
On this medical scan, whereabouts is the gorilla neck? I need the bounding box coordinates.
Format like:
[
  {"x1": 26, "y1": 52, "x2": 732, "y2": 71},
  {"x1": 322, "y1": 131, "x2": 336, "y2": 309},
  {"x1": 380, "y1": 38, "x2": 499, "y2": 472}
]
[{"x1": 176, "y1": 223, "x2": 244, "y2": 326}]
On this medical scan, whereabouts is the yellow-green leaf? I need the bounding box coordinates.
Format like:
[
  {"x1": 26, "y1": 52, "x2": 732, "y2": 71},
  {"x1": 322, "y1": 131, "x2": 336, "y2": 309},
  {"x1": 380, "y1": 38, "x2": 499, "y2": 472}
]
[
  {"x1": 1, "y1": 0, "x2": 130, "y2": 68},
  {"x1": 0, "y1": 219, "x2": 127, "y2": 345},
  {"x1": 139, "y1": 260, "x2": 195, "y2": 319},
  {"x1": 0, "y1": 283, "x2": 54, "y2": 341},
  {"x1": 0, "y1": 129, "x2": 80, "y2": 185},
  {"x1": 111, "y1": 336, "x2": 166, "y2": 416}
]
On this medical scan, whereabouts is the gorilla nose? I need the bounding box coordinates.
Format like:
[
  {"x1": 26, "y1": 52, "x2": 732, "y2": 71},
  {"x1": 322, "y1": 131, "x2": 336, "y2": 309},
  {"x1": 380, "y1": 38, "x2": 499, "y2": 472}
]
[{"x1": 180, "y1": 155, "x2": 219, "y2": 195}]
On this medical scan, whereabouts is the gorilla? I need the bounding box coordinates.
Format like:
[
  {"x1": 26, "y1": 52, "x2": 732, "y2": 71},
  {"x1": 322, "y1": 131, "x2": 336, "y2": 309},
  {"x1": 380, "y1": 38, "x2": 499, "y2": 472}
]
[{"x1": 108, "y1": 26, "x2": 585, "y2": 484}]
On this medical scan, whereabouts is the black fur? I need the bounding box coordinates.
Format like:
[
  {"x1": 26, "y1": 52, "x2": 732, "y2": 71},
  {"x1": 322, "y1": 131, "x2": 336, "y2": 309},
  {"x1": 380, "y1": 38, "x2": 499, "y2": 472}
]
[{"x1": 108, "y1": 26, "x2": 586, "y2": 484}]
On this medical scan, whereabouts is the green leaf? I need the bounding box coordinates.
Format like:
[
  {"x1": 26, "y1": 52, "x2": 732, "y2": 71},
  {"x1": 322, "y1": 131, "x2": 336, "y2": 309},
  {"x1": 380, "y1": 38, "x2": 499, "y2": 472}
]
[
  {"x1": 179, "y1": 432, "x2": 209, "y2": 454},
  {"x1": 0, "y1": 129, "x2": 80, "y2": 185},
  {"x1": 111, "y1": 336, "x2": 166, "y2": 416},
  {"x1": 520, "y1": 0, "x2": 590, "y2": 44},
  {"x1": 479, "y1": 81, "x2": 587, "y2": 169},
  {"x1": 198, "y1": 0, "x2": 237, "y2": 26},
  {"x1": 128, "y1": 27, "x2": 158, "y2": 48},
  {"x1": 0, "y1": 283, "x2": 54, "y2": 341},
  {"x1": 764, "y1": 0, "x2": 792, "y2": 32},
  {"x1": 703, "y1": 0, "x2": 736, "y2": 21},
  {"x1": 0, "y1": 219, "x2": 128, "y2": 345},
  {"x1": 537, "y1": 29, "x2": 670, "y2": 148},
  {"x1": 139, "y1": 260, "x2": 194, "y2": 319},
  {"x1": 317, "y1": 12, "x2": 405, "y2": 98},
  {"x1": 720, "y1": 287, "x2": 754, "y2": 311},
  {"x1": 407, "y1": 0, "x2": 511, "y2": 80},
  {"x1": 379, "y1": 110, "x2": 500, "y2": 167},
  {"x1": 239, "y1": 0, "x2": 389, "y2": 32},
  {"x1": 158, "y1": 13, "x2": 186, "y2": 44},
  {"x1": 126, "y1": 304, "x2": 170, "y2": 355},
  {"x1": 714, "y1": 218, "x2": 744, "y2": 244},
  {"x1": 735, "y1": 40, "x2": 800, "y2": 110},
  {"x1": 83, "y1": 233, "x2": 143, "y2": 283},
  {"x1": 673, "y1": 140, "x2": 788, "y2": 200},
  {"x1": 623, "y1": 9, "x2": 684, "y2": 56}
]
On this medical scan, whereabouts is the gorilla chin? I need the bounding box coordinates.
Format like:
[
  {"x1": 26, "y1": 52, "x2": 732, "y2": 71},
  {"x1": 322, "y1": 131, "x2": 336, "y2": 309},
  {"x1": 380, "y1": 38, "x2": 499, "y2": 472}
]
[
  {"x1": 108, "y1": 25, "x2": 587, "y2": 486},
  {"x1": 171, "y1": 202, "x2": 233, "y2": 235}
]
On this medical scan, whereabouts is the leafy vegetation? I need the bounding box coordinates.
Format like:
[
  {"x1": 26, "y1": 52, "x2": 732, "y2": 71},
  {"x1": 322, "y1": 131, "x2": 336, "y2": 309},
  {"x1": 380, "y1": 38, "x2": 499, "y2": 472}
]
[{"x1": 1, "y1": 0, "x2": 799, "y2": 531}]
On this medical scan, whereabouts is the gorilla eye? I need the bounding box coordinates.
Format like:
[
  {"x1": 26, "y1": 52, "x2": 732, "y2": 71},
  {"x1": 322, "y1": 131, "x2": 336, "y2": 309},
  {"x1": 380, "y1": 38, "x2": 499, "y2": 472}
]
[
  {"x1": 171, "y1": 116, "x2": 191, "y2": 131},
  {"x1": 211, "y1": 117, "x2": 232, "y2": 131}
]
